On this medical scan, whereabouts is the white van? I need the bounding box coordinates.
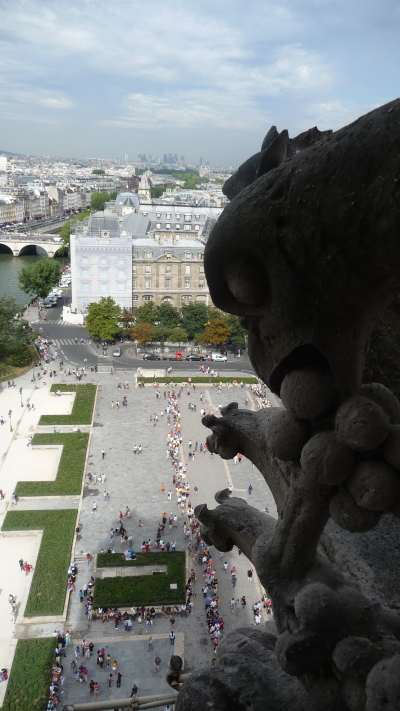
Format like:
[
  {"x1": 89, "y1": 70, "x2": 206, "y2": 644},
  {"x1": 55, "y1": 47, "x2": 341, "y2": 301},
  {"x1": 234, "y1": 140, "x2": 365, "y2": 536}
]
[{"x1": 211, "y1": 352, "x2": 227, "y2": 362}]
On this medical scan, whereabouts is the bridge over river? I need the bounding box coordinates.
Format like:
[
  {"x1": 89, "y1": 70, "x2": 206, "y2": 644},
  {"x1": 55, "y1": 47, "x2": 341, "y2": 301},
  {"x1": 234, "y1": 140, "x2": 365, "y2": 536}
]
[{"x1": 0, "y1": 232, "x2": 65, "y2": 257}]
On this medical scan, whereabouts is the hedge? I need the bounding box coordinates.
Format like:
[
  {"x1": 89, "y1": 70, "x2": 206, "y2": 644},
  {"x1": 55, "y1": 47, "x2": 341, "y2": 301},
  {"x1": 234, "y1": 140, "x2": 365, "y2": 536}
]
[
  {"x1": 39, "y1": 383, "x2": 96, "y2": 425},
  {"x1": 2, "y1": 638, "x2": 55, "y2": 711},
  {"x1": 94, "y1": 551, "x2": 186, "y2": 607},
  {"x1": 138, "y1": 376, "x2": 258, "y2": 384},
  {"x1": 16, "y1": 431, "x2": 89, "y2": 496},
  {"x1": 2, "y1": 509, "x2": 77, "y2": 616}
]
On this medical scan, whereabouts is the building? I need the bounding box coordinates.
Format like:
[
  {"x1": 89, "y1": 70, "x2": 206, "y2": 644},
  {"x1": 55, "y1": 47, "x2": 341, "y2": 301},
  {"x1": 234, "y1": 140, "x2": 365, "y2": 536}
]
[
  {"x1": 70, "y1": 214, "x2": 132, "y2": 314},
  {"x1": 70, "y1": 191, "x2": 215, "y2": 314}
]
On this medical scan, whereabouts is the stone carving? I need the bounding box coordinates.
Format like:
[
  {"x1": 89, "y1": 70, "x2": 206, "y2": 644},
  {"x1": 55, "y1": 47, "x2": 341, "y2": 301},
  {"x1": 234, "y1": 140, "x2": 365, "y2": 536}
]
[{"x1": 175, "y1": 99, "x2": 400, "y2": 710}]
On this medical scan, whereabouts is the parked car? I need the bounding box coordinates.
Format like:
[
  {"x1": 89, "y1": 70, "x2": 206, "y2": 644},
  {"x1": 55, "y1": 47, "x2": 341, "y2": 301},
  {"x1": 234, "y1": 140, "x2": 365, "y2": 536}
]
[
  {"x1": 185, "y1": 353, "x2": 206, "y2": 361},
  {"x1": 143, "y1": 353, "x2": 161, "y2": 361},
  {"x1": 112, "y1": 347, "x2": 121, "y2": 357},
  {"x1": 211, "y1": 352, "x2": 228, "y2": 362}
]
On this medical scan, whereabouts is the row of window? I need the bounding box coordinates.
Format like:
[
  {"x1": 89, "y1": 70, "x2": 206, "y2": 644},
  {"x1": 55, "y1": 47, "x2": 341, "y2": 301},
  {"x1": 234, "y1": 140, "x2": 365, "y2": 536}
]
[
  {"x1": 133, "y1": 294, "x2": 206, "y2": 303},
  {"x1": 133, "y1": 279, "x2": 205, "y2": 289},
  {"x1": 155, "y1": 224, "x2": 200, "y2": 232},
  {"x1": 133, "y1": 265, "x2": 204, "y2": 274},
  {"x1": 136, "y1": 250, "x2": 203, "y2": 260},
  {"x1": 155, "y1": 213, "x2": 202, "y2": 221}
]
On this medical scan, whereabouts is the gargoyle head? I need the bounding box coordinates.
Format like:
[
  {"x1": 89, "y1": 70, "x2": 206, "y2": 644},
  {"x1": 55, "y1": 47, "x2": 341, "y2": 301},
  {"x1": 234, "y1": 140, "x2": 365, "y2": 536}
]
[{"x1": 205, "y1": 99, "x2": 400, "y2": 397}]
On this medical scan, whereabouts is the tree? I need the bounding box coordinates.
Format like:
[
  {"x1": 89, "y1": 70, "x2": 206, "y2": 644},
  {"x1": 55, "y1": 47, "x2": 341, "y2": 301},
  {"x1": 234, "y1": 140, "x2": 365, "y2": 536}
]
[
  {"x1": 200, "y1": 318, "x2": 230, "y2": 346},
  {"x1": 92, "y1": 169, "x2": 105, "y2": 175},
  {"x1": 120, "y1": 308, "x2": 134, "y2": 325},
  {"x1": 156, "y1": 302, "x2": 181, "y2": 329},
  {"x1": 153, "y1": 324, "x2": 170, "y2": 343},
  {"x1": 90, "y1": 191, "x2": 117, "y2": 211},
  {"x1": 0, "y1": 297, "x2": 35, "y2": 367},
  {"x1": 150, "y1": 185, "x2": 166, "y2": 199},
  {"x1": 225, "y1": 314, "x2": 247, "y2": 349},
  {"x1": 169, "y1": 326, "x2": 188, "y2": 343},
  {"x1": 135, "y1": 301, "x2": 158, "y2": 324},
  {"x1": 182, "y1": 303, "x2": 209, "y2": 339},
  {"x1": 130, "y1": 321, "x2": 155, "y2": 345},
  {"x1": 18, "y1": 259, "x2": 61, "y2": 299},
  {"x1": 85, "y1": 297, "x2": 121, "y2": 341}
]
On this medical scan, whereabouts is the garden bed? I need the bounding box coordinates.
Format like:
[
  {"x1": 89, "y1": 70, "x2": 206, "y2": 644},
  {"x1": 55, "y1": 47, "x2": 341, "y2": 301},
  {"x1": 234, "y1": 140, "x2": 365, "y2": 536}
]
[
  {"x1": 2, "y1": 638, "x2": 55, "y2": 711},
  {"x1": 94, "y1": 551, "x2": 186, "y2": 607},
  {"x1": 2, "y1": 509, "x2": 77, "y2": 616},
  {"x1": 138, "y1": 375, "x2": 258, "y2": 384},
  {"x1": 16, "y1": 432, "x2": 89, "y2": 496},
  {"x1": 39, "y1": 383, "x2": 96, "y2": 425}
]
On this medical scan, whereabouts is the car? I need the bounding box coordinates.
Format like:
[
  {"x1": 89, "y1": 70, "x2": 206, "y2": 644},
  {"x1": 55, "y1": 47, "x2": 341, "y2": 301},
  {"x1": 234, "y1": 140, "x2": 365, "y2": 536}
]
[
  {"x1": 211, "y1": 353, "x2": 228, "y2": 362},
  {"x1": 112, "y1": 348, "x2": 121, "y2": 357},
  {"x1": 185, "y1": 353, "x2": 206, "y2": 361},
  {"x1": 143, "y1": 353, "x2": 161, "y2": 361}
]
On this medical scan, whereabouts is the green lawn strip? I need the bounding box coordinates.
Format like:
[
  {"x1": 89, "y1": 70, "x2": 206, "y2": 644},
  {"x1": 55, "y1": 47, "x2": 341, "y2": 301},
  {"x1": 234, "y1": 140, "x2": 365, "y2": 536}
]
[
  {"x1": 138, "y1": 376, "x2": 258, "y2": 384},
  {"x1": 94, "y1": 551, "x2": 186, "y2": 607},
  {"x1": 2, "y1": 638, "x2": 55, "y2": 711},
  {"x1": 15, "y1": 431, "x2": 89, "y2": 496},
  {"x1": 39, "y1": 383, "x2": 97, "y2": 425},
  {"x1": 2, "y1": 509, "x2": 77, "y2": 616}
]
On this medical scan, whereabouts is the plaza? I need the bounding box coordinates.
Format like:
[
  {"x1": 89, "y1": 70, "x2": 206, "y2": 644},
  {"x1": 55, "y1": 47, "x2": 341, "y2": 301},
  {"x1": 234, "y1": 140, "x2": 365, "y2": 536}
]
[{"x1": 0, "y1": 368, "x2": 278, "y2": 709}]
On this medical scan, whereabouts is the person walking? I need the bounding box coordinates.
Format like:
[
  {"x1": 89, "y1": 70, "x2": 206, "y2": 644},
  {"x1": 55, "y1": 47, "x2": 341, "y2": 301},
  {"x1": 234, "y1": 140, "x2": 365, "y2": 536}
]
[
  {"x1": 101, "y1": 449, "x2": 105, "y2": 460},
  {"x1": 116, "y1": 671, "x2": 122, "y2": 688},
  {"x1": 130, "y1": 683, "x2": 138, "y2": 698},
  {"x1": 154, "y1": 655, "x2": 161, "y2": 672},
  {"x1": 169, "y1": 630, "x2": 176, "y2": 646},
  {"x1": 247, "y1": 568, "x2": 253, "y2": 582}
]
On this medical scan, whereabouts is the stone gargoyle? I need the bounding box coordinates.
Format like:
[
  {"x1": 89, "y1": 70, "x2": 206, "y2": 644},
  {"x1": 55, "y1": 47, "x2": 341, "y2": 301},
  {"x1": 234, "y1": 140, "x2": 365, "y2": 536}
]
[{"x1": 175, "y1": 99, "x2": 400, "y2": 711}]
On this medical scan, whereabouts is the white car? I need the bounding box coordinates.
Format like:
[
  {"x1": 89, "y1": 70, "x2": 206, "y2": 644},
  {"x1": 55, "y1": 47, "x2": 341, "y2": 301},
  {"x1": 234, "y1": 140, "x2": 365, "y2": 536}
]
[{"x1": 211, "y1": 353, "x2": 228, "y2": 362}]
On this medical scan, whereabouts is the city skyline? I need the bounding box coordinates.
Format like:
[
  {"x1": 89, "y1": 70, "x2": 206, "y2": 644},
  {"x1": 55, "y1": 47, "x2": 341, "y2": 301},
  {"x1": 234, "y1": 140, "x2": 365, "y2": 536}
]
[{"x1": 0, "y1": 0, "x2": 399, "y2": 166}]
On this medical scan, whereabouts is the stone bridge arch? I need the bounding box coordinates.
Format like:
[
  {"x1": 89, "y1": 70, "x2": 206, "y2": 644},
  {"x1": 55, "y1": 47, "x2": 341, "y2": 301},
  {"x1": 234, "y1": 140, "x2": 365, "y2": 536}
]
[
  {"x1": 0, "y1": 242, "x2": 14, "y2": 255},
  {"x1": 18, "y1": 243, "x2": 51, "y2": 257}
]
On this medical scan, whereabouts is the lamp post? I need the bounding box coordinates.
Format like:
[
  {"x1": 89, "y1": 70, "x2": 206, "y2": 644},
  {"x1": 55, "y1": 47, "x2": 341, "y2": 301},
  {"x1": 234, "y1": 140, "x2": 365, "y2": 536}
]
[
  {"x1": 19, "y1": 386, "x2": 23, "y2": 407},
  {"x1": 8, "y1": 409, "x2": 12, "y2": 432}
]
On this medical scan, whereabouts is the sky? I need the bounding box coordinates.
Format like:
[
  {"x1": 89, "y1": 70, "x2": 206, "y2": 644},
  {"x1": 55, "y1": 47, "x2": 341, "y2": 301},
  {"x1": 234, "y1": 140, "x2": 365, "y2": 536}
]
[{"x1": 0, "y1": 0, "x2": 399, "y2": 166}]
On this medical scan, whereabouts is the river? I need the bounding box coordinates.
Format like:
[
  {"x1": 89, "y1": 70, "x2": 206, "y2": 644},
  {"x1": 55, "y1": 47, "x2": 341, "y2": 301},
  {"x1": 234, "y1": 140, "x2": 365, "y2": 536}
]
[{"x1": 0, "y1": 254, "x2": 66, "y2": 306}]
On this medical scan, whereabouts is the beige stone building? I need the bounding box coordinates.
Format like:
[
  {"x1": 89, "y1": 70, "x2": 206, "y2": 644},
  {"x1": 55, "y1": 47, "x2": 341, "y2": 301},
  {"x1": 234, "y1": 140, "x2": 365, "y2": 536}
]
[{"x1": 132, "y1": 237, "x2": 209, "y2": 308}]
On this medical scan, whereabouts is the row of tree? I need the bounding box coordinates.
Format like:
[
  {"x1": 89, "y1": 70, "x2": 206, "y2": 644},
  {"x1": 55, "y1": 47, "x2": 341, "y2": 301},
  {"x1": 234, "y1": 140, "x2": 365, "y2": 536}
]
[{"x1": 86, "y1": 298, "x2": 246, "y2": 348}]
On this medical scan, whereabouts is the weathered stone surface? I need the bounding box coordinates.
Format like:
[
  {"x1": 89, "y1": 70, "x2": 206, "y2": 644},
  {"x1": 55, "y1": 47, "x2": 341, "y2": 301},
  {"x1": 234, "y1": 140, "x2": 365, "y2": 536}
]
[{"x1": 177, "y1": 99, "x2": 400, "y2": 711}]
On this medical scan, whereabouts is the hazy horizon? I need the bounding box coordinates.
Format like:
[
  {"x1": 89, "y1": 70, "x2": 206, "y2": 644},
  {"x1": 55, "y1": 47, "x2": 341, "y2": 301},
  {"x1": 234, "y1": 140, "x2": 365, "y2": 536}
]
[{"x1": 0, "y1": 0, "x2": 399, "y2": 167}]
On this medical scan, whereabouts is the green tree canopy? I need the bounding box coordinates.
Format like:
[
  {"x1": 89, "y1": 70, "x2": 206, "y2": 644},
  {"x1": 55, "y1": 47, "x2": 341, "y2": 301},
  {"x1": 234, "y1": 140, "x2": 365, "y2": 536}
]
[
  {"x1": 0, "y1": 297, "x2": 35, "y2": 367},
  {"x1": 86, "y1": 297, "x2": 121, "y2": 341},
  {"x1": 18, "y1": 259, "x2": 61, "y2": 299},
  {"x1": 92, "y1": 169, "x2": 105, "y2": 175},
  {"x1": 130, "y1": 321, "x2": 155, "y2": 345},
  {"x1": 156, "y1": 302, "x2": 181, "y2": 329},
  {"x1": 135, "y1": 301, "x2": 158, "y2": 324},
  {"x1": 90, "y1": 191, "x2": 117, "y2": 211},
  {"x1": 169, "y1": 326, "x2": 188, "y2": 343},
  {"x1": 225, "y1": 314, "x2": 247, "y2": 349},
  {"x1": 181, "y1": 303, "x2": 209, "y2": 339}
]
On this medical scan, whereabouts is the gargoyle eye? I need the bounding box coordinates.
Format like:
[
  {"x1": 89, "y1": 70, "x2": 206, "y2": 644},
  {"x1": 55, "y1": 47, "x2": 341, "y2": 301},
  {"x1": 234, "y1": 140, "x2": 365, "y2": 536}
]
[{"x1": 224, "y1": 256, "x2": 270, "y2": 315}]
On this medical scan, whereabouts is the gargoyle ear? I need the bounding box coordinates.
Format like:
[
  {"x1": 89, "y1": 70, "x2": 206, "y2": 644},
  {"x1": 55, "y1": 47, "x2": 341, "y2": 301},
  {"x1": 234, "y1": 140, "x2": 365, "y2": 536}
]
[
  {"x1": 261, "y1": 125, "x2": 279, "y2": 151},
  {"x1": 257, "y1": 129, "x2": 289, "y2": 178}
]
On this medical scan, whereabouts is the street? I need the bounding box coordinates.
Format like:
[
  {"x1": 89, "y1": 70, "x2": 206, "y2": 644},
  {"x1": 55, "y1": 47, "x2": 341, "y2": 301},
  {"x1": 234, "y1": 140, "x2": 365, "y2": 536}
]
[{"x1": 35, "y1": 303, "x2": 256, "y2": 374}]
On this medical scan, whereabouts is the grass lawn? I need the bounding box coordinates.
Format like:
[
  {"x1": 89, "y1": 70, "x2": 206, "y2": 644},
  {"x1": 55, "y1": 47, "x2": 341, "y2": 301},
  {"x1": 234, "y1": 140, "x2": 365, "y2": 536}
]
[
  {"x1": 39, "y1": 383, "x2": 96, "y2": 425},
  {"x1": 2, "y1": 509, "x2": 77, "y2": 616},
  {"x1": 94, "y1": 551, "x2": 186, "y2": 607},
  {"x1": 15, "y1": 431, "x2": 89, "y2": 496},
  {"x1": 138, "y1": 375, "x2": 258, "y2": 384},
  {"x1": 2, "y1": 638, "x2": 55, "y2": 711}
]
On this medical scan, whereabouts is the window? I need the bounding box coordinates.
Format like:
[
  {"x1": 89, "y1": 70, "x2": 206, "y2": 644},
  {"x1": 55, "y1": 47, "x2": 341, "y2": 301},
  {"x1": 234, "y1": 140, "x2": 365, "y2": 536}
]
[
  {"x1": 184, "y1": 224, "x2": 191, "y2": 231},
  {"x1": 184, "y1": 214, "x2": 192, "y2": 221},
  {"x1": 145, "y1": 251, "x2": 153, "y2": 259},
  {"x1": 184, "y1": 277, "x2": 191, "y2": 288},
  {"x1": 185, "y1": 265, "x2": 191, "y2": 275},
  {"x1": 185, "y1": 252, "x2": 192, "y2": 260},
  {"x1": 165, "y1": 265, "x2": 171, "y2": 273},
  {"x1": 133, "y1": 295, "x2": 139, "y2": 301},
  {"x1": 166, "y1": 223, "x2": 170, "y2": 229},
  {"x1": 145, "y1": 266, "x2": 152, "y2": 274},
  {"x1": 195, "y1": 214, "x2": 200, "y2": 220},
  {"x1": 167, "y1": 213, "x2": 172, "y2": 219},
  {"x1": 156, "y1": 213, "x2": 161, "y2": 218},
  {"x1": 194, "y1": 225, "x2": 200, "y2": 231},
  {"x1": 132, "y1": 265, "x2": 137, "y2": 273},
  {"x1": 199, "y1": 280, "x2": 205, "y2": 288},
  {"x1": 145, "y1": 278, "x2": 152, "y2": 289},
  {"x1": 132, "y1": 279, "x2": 137, "y2": 288},
  {"x1": 198, "y1": 253, "x2": 203, "y2": 261},
  {"x1": 156, "y1": 223, "x2": 161, "y2": 229},
  {"x1": 143, "y1": 295, "x2": 152, "y2": 301},
  {"x1": 164, "y1": 278, "x2": 171, "y2": 289},
  {"x1": 175, "y1": 214, "x2": 181, "y2": 221},
  {"x1": 175, "y1": 224, "x2": 180, "y2": 229},
  {"x1": 199, "y1": 265, "x2": 204, "y2": 274}
]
